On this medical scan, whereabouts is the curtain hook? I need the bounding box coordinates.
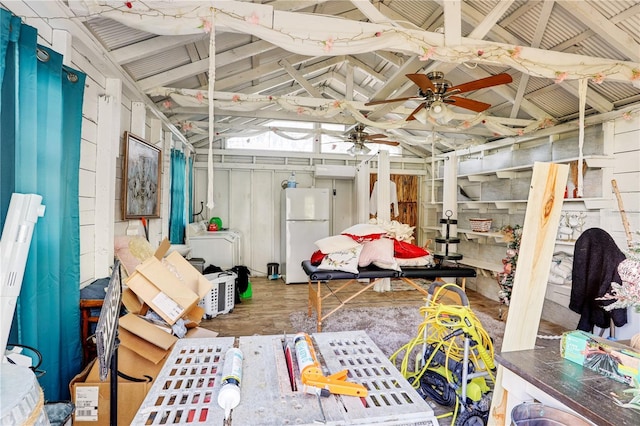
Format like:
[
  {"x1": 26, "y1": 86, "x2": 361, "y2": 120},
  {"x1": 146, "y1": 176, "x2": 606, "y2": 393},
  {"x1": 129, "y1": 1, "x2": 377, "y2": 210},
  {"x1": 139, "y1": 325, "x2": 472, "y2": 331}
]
[{"x1": 36, "y1": 48, "x2": 50, "y2": 62}]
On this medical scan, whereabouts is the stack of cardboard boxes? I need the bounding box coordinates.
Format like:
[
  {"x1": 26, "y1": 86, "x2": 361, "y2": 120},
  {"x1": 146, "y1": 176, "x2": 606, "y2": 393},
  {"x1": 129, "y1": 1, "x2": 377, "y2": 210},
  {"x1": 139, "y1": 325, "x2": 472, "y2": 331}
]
[{"x1": 70, "y1": 239, "x2": 218, "y2": 425}]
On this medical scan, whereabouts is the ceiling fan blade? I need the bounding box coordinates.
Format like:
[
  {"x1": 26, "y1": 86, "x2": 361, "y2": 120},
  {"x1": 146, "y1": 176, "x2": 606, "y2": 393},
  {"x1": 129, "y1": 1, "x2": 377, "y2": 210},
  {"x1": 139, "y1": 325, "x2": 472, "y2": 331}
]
[
  {"x1": 369, "y1": 139, "x2": 400, "y2": 146},
  {"x1": 447, "y1": 73, "x2": 513, "y2": 95},
  {"x1": 446, "y1": 96, "x2": 492, "y2": 112},
  {"x1": 363, "y1": 133, "x2": 387, "y2": 140},
  {"x1": 406, "y1": 103, "x2": 426, "y2": 121},
  {"x1": 406, "y1": 73, "x2": 437, "y2": 93},
  {"x1": 365, "y1": 96, "x2": 416, "y2": 106}
]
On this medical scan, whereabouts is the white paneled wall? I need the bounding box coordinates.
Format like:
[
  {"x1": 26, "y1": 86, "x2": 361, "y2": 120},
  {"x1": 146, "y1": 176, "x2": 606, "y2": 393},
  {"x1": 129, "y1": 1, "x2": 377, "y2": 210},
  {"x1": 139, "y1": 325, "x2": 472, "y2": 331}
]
[
  {"x1": 192, "y1": 153, "x2": 429, "y2": 276},
  {"x1": 610, "y1": 117, "x2": 640, "y2": 245},
  {"x1": 610, "y1": 116, "x2": 640, "y2": 339},
  {"x1": 192, "y1": 166, "x2": 352, "y2": 276}
]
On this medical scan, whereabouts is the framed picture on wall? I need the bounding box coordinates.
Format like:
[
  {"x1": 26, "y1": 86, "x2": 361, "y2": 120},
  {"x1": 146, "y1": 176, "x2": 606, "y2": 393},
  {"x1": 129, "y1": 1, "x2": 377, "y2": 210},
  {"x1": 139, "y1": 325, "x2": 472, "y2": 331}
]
[{"x1": 122, "y1": 131, "x2": 162, "y2": 219}]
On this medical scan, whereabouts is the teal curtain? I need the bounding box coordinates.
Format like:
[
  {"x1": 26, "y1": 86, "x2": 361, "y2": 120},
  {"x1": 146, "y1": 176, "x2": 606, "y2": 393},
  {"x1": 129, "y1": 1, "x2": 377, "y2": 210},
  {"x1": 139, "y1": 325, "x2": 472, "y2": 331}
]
[
  {"x1": 169, "y1": 148, "x2": 186, "y2": 243},
  {"x1": 1, "y1": 9, "x2": 85, "y2": 400}
]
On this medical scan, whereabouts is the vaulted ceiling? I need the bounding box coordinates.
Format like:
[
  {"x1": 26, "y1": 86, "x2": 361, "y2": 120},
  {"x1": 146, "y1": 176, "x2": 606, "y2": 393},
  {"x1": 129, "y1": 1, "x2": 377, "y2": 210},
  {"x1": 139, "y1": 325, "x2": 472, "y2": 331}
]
[{"x1": 67, "y1": 0, "x2": 640, "y2": 157}]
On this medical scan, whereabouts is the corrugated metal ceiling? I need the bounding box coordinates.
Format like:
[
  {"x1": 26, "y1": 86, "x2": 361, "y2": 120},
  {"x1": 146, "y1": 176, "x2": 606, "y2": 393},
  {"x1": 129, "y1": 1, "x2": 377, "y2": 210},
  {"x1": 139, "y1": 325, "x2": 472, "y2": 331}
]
[{"x1": 72, "y1": 0, "x2": 640, "y2": 157}]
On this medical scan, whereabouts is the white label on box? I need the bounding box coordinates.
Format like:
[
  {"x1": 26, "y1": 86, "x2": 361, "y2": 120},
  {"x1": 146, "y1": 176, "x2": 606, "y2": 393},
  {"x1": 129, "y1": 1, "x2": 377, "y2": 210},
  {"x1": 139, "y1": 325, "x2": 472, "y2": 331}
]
[
  {"x1": 75, "y1": 386, "x2": 99, "y2": 421},
  {"x1": 152, "y1": 292, "x2": 184, "y2": 322}
]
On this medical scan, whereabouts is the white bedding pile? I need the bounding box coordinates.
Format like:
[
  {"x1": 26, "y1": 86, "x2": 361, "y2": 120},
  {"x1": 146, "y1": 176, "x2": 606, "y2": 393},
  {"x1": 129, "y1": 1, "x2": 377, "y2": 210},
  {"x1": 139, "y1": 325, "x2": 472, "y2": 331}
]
[{"x1": 549, "y1": 252, "x2": 573, "y2": 285}]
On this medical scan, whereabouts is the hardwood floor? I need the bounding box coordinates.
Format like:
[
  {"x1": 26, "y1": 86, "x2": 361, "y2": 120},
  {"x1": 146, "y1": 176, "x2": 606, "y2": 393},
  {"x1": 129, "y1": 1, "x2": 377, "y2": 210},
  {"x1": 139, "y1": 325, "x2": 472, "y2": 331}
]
[{"x1": 198, "y1": 276, "x2": 568, "y2": 341}]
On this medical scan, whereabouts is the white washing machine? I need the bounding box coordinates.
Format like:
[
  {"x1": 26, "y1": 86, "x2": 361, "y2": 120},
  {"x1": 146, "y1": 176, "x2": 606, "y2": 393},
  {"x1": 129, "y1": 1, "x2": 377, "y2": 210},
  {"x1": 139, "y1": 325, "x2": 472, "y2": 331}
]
[{"x1": 187, "y1": 228, "x2": 242, "y2": 271}]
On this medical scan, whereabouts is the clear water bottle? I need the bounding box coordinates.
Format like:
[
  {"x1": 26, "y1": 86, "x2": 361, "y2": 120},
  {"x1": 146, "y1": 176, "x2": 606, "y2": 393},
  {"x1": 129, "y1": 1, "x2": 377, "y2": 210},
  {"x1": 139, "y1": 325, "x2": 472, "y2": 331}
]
[{"x1": 287, "y1": 172, "x2": 296, "y2": 188}]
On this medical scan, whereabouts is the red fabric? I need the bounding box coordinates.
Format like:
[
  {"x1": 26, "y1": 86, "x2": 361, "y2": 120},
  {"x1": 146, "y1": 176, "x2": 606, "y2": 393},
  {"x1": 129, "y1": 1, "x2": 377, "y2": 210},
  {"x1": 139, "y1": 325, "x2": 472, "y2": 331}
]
[
  {"x1": 310, "y1": 250, "x2": 326, "y2": 266},
  {"x1": 342, "y1": 233, "x2": 385, "y2": 244},
  {"x1": 394, "y1": 240, "x2": 429, "y2": 258}
]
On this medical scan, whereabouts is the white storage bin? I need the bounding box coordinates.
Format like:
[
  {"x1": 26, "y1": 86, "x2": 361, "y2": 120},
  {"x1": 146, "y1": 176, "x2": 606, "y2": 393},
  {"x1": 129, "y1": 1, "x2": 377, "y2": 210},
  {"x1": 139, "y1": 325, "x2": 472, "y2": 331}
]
[{"x1": 198, "y1": 272, "x2": 236, "y2": 319}]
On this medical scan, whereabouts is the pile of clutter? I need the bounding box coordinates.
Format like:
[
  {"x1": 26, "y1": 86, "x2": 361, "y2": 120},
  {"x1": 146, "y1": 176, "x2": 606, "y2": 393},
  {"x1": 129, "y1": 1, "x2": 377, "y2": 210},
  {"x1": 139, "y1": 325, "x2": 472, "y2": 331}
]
[{"x1": 71, "y1": 238, "x2": 221, "y2": 425}]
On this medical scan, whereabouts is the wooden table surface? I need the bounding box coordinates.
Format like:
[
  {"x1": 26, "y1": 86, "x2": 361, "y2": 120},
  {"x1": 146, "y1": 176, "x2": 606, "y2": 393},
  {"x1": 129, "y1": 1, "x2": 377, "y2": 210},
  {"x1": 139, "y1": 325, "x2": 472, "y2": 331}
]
[{"x1": 497, "y1": 345, "x2": 640, "y2": 426}]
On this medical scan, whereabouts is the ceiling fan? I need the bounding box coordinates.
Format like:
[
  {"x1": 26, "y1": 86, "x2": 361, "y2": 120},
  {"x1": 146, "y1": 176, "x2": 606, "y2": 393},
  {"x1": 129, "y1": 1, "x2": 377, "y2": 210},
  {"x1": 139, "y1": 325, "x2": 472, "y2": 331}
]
[
  {"x1": 365, "y1": 71, "x2": 513, "y2": 121},
  {"x1": 342, "y1": 123, "x2": 399, "y2": 155}
]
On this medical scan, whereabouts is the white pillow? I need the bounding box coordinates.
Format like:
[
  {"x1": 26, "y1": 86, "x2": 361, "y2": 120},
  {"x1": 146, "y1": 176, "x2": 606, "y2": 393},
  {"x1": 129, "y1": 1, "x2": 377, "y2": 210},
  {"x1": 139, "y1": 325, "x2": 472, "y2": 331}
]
[
  {"x1": 317, "y1": 245, "x2": 363, "y2": 274},
  {"x1": 395, "y1": 255, "x2": 435, "y2": 267},
  {"x1": 315, "y1": 234, "x2": 361, "y2": 254},
  {"x1": 372, "y1": 259, "x2": 401, "y2": 271},
  {"x1": 341, "y1": 223, "x2": 386, "y2": 237},
  {"x1": 359, "y1": 238, "x2": 396, "y2": 268}
]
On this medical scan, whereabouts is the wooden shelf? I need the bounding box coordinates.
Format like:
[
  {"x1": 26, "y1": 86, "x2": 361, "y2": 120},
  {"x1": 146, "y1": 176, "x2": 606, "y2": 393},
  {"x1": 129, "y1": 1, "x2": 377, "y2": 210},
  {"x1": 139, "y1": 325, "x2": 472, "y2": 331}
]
[
  {"x1": 457, "y1": 257, "x2": 503, "y2": 273},
  {"x1": 456, "y1": 197, "x2": 612, "y2": 212},
  {"x1": 456, "y1": 154, "x2": 613, "y2": 180},
  {"x1": 457, "y1": 228, "x2": 505, "y2": 243},
  {"x1": 424, "y1": 226, "x2": 506, "y2": 244}
]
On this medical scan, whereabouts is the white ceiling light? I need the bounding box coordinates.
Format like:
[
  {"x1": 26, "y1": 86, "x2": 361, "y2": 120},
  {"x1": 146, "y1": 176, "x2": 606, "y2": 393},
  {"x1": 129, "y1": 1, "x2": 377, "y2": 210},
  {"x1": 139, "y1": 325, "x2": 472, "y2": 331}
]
[
  {"x1": 429, "y1": 101, "x2": 447, "y2": 118},
  {"x1": 347, "y1": 143, "x2": 371, "y2": 156},
  {"x1": 429, "y1": 101, "x2": 454, "y2": 124}
]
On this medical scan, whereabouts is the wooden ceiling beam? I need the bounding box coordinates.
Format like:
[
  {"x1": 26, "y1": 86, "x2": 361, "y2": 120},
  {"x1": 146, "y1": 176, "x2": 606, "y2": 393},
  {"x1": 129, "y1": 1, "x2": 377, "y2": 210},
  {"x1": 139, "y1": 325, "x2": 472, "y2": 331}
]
[
  {"x1": 443, "y1": 0, "x2": 462, "y2": 47},
  {"x1": 510, "y1": 0, "x2": 554, "y2": 119},
  {"x1": 278, "y1": 59, "x2": 324, "y2": 97},
  {"x1": 215, "y1": 53, "x2": 316, "y2": 90}
]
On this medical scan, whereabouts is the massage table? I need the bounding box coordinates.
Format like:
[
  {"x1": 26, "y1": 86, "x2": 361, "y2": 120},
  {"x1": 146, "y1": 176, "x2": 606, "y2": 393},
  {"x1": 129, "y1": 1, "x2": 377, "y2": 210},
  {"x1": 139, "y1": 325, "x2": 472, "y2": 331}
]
[{"x1": 301, "y1": 260, "x2": 477, "y2": 332}]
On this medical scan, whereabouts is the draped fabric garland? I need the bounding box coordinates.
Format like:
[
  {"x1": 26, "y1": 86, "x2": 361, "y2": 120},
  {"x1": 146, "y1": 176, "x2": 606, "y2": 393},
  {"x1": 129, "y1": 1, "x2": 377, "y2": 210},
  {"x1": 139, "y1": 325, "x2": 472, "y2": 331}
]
[
  {"x1": 68, "y1": 1, "x2": 640, "y2": 85},
  {"x1": 207, "y1": 7, "x2": 215, "y2": 210},
  {"x1": 66, "y1": 1, "x2": 640, "y2": 209}
]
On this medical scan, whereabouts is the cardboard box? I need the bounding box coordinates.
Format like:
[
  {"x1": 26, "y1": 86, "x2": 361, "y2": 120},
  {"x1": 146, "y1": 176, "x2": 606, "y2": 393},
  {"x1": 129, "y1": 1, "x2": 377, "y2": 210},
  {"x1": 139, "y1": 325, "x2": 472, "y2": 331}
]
[
  {"x1": 70, "y1": 348, "x2": 159, "y2": 426},
  {"x1": 118, "y1": 313, "x2": 177, "y2": 364},
  {"x1": 561, "y1": 330, "x2": 640, "y2": 386},
  {"x1": 125, "y1": 239, "x2": 212, "y2": 325}
]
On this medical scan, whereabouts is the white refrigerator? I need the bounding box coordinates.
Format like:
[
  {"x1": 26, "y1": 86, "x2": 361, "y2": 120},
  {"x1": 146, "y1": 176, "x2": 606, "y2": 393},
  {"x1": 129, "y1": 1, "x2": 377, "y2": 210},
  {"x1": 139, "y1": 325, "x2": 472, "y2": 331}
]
[{"x1": 281, "y1": 188, "x2": 330, "y2": 284}]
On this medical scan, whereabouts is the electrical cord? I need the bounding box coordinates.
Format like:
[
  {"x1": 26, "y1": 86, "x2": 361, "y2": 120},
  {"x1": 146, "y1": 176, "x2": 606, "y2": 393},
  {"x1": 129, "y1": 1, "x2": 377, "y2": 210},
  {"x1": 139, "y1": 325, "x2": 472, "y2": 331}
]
[
  {"x1": 389, "y1": 283, "x2": 496, "y2": 426},
  {"x1": 5, "y1": 343, "x2": 46, "y2": 377}
]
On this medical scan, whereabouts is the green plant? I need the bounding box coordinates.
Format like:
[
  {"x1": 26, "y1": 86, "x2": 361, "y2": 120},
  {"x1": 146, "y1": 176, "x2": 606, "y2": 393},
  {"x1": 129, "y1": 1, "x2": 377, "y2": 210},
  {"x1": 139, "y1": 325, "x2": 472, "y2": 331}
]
[{"x1": 612, "y1": 378, "x2": 640, "y2": 411}]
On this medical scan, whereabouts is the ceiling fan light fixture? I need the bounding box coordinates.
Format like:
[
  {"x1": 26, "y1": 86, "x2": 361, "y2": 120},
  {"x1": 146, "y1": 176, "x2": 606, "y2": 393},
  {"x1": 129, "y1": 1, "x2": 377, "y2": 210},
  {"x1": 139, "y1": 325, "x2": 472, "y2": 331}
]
[
  {"x1": 347, "y1": 143, "x2": 371, "y2": 156},
  {"x1": 429, "y1": 101, "x2": 447, "y2": 119},
  {"x1": 429, "y1": 101, "x2": 455, "y2": 124}
]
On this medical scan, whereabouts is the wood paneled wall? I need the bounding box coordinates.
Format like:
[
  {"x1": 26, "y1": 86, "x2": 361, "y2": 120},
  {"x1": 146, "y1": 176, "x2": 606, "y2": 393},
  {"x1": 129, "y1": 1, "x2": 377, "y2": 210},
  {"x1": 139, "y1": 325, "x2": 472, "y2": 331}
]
[{"x1": 370, "y1": 174, "x2": 419, "y2": 238}]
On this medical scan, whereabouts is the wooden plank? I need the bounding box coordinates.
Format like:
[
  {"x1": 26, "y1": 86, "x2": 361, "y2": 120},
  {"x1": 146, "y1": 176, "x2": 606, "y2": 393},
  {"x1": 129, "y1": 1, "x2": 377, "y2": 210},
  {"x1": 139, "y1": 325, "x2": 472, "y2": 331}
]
[{"x1": 488, "y1": 162, "x2": 569, "y2": 425}]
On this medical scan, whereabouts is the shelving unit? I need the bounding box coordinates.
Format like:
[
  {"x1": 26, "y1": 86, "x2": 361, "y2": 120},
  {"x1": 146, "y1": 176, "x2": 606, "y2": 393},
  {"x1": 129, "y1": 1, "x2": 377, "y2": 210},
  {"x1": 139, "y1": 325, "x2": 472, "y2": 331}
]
[
  {"x1": 433, "y1": 211, "x2": 463, "y2": 262},
  {"x1": 424, "y1": 124, "x2": 613, "y2": 309}
]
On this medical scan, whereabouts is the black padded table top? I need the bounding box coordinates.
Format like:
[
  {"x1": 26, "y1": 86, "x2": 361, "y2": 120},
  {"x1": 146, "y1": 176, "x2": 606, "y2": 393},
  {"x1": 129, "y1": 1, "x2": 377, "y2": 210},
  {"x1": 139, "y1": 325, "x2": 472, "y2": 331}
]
[{"x1": 301, "y1": 260, "x2": 476, "y2": 281}]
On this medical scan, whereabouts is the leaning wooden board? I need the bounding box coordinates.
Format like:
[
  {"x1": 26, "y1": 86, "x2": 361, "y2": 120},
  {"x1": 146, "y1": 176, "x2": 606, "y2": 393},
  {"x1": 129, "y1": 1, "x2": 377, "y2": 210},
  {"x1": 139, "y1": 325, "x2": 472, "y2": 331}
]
[{"x1": 489, "y1": 162, "x2": 569, "y2": 425}]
